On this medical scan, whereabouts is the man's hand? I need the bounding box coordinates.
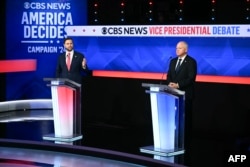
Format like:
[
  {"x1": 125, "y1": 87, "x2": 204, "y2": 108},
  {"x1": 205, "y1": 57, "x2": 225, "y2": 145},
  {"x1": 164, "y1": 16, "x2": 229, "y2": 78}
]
[
  {"x1": 82, "y1": 58, "x2": 87, "y2": 69},
  {"x1": 168, "y1": 82, "x2": 179, "y2": 89}
]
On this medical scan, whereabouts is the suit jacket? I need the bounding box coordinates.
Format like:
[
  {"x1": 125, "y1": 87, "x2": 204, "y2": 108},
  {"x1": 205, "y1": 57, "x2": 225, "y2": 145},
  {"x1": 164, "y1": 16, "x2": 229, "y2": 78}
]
[
  {"x1": 56, "y1": 51, "x2": 88, "y2": 84},
  {"x1": 166, "y1": 55, "x2": 197, "y2": 100}
]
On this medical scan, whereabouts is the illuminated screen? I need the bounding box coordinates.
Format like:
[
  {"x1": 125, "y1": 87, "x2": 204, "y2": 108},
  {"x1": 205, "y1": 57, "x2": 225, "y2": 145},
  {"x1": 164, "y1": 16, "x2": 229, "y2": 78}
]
[
  {"x1": 5, "y1": 0, "x2": 250, "y2": 100},
  {"x1": 72, "y1": 36, "x2": 250, "y2": 76},
  {"x1": 5, "y1": 0, "x2": 87, "y2": 100}
]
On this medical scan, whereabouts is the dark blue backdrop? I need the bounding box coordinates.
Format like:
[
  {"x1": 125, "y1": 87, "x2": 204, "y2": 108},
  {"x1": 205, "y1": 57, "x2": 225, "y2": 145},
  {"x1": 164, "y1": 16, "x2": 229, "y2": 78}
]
[
  {"x1": 6, "y1": 0, "x2": 87, "y2": 99},
  {"x1": 5, "y1": 0, "x2": 250, "y2": 100},
  {"x1": 73, "y1": 36, "x2": 250, "y2": 76}
]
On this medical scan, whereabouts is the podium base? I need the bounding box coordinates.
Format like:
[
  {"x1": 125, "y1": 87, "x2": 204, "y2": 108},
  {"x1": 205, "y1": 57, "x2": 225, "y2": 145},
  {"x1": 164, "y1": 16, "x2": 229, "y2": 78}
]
[
  {"x1": 140, "y1": 145, "x2": 185, "y2": 157},
  {"x1": 43, "y1": 134, "x2": 83, "y2": 142}
]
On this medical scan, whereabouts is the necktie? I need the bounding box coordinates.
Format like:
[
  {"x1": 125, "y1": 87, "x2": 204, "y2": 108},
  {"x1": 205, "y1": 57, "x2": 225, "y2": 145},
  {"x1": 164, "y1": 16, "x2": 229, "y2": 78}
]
[
  {"x1": 66, "y1": 53, "x2": 71, "y2": 71},
  {"x1": 175, "y1": 59, "x2": 182, "y2": 72}
]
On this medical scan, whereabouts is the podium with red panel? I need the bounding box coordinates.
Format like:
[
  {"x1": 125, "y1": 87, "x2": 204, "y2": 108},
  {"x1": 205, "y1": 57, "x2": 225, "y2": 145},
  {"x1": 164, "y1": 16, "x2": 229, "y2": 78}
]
[
  {"x1": 140, "y1": 83, "x2": 185, "y2": 158},
  {"x1": 43, "y1": 78, "x2": 82, "y2": 143}
]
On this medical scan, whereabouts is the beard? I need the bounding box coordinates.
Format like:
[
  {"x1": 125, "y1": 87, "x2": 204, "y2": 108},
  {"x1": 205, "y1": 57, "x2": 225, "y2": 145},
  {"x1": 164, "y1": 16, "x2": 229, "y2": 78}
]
[{"x1": 65, "y1": 47, "x2": 73, "y2": 52}]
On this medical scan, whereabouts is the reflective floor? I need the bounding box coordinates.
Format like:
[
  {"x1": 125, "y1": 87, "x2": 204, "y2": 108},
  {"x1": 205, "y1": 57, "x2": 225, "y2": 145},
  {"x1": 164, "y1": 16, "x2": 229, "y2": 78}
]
[
  {"x1": 0, "y1": 138, "x2": 185, "y2": 167},
  {"x1": 0, "y1": 108, "x2": 250, "y2": 167},
  {"x1": 0, "y1": 147, "x2": 145, "y2": 167},
  {"x1": 0, "y1": 117, "x2": 184, "y2": 167}
]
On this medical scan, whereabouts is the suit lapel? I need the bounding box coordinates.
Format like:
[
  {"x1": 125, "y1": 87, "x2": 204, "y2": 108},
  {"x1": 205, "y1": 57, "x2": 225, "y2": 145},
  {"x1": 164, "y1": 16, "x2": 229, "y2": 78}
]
[
  {"x1": 71, "y1": 53, "x2": 78, "y2": 67},
  {"x1": 62, "y1": 53, "x2": 68, "y2": 69},
  {"x1": 175, "y1": 56, "x2": 188, "y2": 74}
]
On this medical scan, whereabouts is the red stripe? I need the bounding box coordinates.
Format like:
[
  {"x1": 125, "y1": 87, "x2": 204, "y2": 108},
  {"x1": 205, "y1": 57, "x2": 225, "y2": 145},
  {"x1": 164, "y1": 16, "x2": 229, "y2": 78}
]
[
  {"x1": 93, "y1": 70, "x2": 250, "y2": 85},
  {"x1": 0, "y1": 59, "x2": 37, "y2": 73}
]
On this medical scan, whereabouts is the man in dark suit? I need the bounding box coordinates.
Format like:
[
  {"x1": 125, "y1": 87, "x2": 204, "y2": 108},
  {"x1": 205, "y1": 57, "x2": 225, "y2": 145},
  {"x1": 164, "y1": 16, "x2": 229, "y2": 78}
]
[
  {"x1": 56, "y1": 37, "x2": 89, "y2": 84},
  {"x1": 166, "y1": 41, "x2": 197, "y2": 166}
]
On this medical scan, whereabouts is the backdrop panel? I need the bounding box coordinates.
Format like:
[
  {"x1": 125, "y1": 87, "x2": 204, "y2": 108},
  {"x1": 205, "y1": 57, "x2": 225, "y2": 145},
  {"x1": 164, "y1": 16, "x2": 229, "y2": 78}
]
[{"x1": 6, "y1": 0, "x2": 87, "y2": 99}]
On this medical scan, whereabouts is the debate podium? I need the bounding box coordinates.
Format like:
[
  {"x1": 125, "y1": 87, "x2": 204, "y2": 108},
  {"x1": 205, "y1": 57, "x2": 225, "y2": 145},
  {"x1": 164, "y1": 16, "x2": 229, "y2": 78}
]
[
  {"x1": 43, "y1": 78, "x2": 82, "y2": 143},
  {"x1": 140, "y1": 83, "x2": 185, "y2": 158}
]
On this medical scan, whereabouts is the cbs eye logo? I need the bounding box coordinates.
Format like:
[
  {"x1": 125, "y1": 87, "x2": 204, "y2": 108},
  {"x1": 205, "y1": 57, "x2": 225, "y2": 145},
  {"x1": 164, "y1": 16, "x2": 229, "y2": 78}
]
[
  {"x1": 24, "y1": 2, "x2": 30, "y2": 9},
  {"x1": 102, "y1": 27, "x2": 108, "y2": 35}
]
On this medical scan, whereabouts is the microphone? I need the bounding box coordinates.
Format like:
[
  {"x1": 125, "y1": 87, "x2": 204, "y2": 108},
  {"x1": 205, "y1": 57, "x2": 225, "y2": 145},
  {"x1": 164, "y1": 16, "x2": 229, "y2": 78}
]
[{"x1": 160, "y1": 56, "x2": 172, "y2": 85}]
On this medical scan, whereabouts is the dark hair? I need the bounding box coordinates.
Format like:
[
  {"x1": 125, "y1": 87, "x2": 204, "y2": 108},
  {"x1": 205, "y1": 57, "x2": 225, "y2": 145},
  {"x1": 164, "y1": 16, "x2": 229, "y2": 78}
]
[{"x1": 63, "y1": 37, "x2": 73, "y2": 44}]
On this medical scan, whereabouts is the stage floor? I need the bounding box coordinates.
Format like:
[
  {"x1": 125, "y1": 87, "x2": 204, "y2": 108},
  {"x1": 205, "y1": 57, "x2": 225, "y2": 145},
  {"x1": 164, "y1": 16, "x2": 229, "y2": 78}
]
[
  {"x1": 0, "y1": 146, "x2": 145, "y2": 167},
  {"x1": 0, "y1": 108, "x2": 249, "y2": 167}
]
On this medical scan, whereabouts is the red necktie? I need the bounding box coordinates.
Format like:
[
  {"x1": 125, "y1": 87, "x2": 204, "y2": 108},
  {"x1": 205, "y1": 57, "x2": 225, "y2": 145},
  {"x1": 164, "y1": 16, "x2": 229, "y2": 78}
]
[{"x1": 66, "y1": 53, "x2": 71, "y2": 71}]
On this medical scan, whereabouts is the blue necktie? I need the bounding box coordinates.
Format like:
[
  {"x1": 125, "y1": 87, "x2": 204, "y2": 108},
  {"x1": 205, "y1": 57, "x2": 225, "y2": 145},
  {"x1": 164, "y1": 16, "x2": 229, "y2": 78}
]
[{"x1": 175, "y1": 59, "x2": 182, "y2": 72}]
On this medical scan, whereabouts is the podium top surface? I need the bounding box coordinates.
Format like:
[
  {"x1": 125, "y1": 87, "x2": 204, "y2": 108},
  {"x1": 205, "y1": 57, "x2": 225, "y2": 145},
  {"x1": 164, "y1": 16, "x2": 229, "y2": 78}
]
[
  {"x1": 44, "y1": 78, "x2": 81, "y2": 88},
  {"x1": 142, "y1": 83, "x2": 185, "y2": 95}
]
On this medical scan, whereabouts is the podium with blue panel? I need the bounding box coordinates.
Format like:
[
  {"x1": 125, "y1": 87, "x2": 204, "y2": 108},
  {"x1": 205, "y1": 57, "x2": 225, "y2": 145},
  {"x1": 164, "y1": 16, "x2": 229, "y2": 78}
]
[
  {"x1": 140, "y1": 83, "x2": 185, "y2": 158},
  {"x1": 43, "y1": 78, "x2": 82, "y2": 143}
]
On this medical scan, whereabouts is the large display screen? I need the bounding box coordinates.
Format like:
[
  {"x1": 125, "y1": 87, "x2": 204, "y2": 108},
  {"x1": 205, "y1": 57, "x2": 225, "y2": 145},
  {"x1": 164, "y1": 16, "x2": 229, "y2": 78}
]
[
  {"x1": 5, "y1": 0, "x2": 87, "y2": 100},
  {"x1": 72, "y1": 34, "x2": 250, "y2": 75},
  {"x1": 5, "y1": 0, "x2": 250, "y2": 100}
]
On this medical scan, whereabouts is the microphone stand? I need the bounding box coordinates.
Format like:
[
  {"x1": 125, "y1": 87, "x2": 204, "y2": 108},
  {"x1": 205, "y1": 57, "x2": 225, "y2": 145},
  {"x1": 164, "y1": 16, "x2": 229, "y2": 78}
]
[{"x1": 159, "y1": 56, "x2": 172, "y2": 85}]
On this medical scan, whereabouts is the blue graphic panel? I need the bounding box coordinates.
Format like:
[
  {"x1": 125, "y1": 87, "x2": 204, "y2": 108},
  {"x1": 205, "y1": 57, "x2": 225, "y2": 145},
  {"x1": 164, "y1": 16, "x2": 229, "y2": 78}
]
[
  {"x1": 6, "y1": 0, "x2": 87, "y2": 100},
  {"x1": 5, "y1": 0, "x2": 250, "y2": 100},
  {"x1": 73, "y1": 37, "x2": 250, "y2": 76}
]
